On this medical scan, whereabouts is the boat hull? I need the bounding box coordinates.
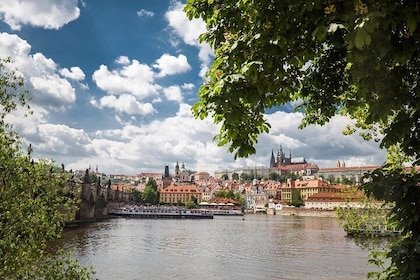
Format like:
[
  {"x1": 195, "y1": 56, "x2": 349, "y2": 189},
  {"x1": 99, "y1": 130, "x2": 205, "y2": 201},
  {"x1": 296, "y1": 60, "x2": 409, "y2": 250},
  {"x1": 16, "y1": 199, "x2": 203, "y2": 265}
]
[
  {"x1": 199, "y1": 209, "x2": 244, "y2": 216},
  {"x1": 109, "y1": 207, "x2": 213, "y2": 219}
]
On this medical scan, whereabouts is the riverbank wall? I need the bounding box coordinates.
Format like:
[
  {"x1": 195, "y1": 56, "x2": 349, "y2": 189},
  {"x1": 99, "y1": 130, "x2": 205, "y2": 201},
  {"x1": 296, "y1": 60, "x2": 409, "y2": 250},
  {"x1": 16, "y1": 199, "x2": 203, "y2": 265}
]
[{"x1": 276, "y1": 208, "x2": 337, "y2": 218}]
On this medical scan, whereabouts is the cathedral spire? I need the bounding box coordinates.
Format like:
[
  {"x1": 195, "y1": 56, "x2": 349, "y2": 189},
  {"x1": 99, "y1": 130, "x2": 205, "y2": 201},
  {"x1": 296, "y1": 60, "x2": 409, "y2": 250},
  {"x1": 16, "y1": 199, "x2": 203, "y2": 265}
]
[{"x1": 270, "y1": 149, "x2": 276, "y2": 167}]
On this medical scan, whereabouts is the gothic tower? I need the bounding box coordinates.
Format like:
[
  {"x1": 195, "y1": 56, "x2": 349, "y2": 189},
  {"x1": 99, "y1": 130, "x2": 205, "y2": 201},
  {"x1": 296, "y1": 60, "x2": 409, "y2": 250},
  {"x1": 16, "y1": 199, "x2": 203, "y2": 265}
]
[
  {"x1": 270, "y1": 149, "x2": 276, "y2": 167},
  {"x1": 277, "y1": 145, "x2": 285, "y2": 166},
  {"x1": 175, "y1": 161, "x2": 180, "y2": 178},
  {"x1": 162, "y1": 165, "x2": 171, "y2": 189}
]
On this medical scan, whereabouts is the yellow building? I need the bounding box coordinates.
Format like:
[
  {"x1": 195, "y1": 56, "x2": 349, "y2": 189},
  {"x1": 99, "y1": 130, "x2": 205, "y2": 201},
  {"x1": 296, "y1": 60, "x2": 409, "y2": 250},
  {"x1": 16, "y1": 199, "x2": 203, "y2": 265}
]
[
  {"x1": 281, "y1": 179, "x2": 339, "y2": 202},
  {"x1": 160, "y1": 184, "x2": 202, "y2": 204}
]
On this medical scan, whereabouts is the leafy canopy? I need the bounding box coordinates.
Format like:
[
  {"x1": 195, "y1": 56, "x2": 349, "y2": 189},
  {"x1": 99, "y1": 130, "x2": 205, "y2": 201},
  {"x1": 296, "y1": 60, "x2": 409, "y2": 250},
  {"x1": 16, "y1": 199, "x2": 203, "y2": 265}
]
[
  {"x1": 0, "y1": 58, "x2": 94, "y2": 279},
  {"x1": 185, "y1": 0, "x2": 419, "y2": 164},
  {"x1": 143, "y1": 178, "x2": 159, "y2": 204}
]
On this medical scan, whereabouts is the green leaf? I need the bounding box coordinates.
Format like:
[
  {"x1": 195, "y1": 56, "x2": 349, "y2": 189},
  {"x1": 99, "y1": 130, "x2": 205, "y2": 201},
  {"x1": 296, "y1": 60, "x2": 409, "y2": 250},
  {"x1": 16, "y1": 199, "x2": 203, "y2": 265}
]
[
  {"x1": 354, "y1": 27, "x2": 371, "y2": 50},
  {"x1": 407, "y1": 15, "x2": 417, "y2": 35}
]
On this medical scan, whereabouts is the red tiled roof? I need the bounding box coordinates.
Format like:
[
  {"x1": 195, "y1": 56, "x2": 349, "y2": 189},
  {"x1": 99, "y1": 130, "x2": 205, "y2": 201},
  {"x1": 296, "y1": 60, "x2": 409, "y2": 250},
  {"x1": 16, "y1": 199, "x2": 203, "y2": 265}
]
[
  {"x1": 194, "y1": 171, "x2": 209, "y2": 175},
  {"x1": 295, "y1": 179, "x2": 329, "y2": 188},
  {"x1": 278, "y1": 163, "x2": 319, "y2": 171},
  {"x1": 160, "y1": 184, "x2": 200, "y2": 193},
  {"x1": 306, "y1": 191, "x2": 366, "y2": 202}
]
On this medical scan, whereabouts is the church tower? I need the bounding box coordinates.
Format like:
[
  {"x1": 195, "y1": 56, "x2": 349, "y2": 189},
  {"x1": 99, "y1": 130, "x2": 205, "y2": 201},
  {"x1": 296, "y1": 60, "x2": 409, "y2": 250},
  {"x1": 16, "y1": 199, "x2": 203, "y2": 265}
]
[
  {"x1": 270, "y1": 149, "x2": 276, "y2": 167},
  {"x1": 277, "y1": 145, "x2": 285, "y2": 166},
  {"x1": 175, "y1": 161, "x2": 180, "y2": 179},
  {"x1": 162, "y1": 165, "x2": 171, "y2": 189}
]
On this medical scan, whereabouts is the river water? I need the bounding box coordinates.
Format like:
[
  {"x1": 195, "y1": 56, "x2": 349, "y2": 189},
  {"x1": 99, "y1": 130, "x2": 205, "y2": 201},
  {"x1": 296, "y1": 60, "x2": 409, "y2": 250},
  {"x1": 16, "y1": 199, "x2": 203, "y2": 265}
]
[{"x1": 52, "y1": 215, "x2": 380, "y2": 280}]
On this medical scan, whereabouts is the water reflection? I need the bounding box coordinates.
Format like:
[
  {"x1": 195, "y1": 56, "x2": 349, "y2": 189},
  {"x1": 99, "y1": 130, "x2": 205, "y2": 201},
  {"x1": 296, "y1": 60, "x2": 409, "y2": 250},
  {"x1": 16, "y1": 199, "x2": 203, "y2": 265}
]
[{"x1": 51, "y1": 215, "x2": 384, "y2": 280}]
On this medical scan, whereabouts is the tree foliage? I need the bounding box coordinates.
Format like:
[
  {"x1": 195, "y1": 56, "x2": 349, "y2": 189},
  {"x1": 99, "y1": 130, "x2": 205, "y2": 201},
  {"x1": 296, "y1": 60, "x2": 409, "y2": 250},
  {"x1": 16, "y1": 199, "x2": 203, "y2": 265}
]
[
  {"x1": 268, "y1": 172, "x2": 279, "y2": 181},
  {"x1": 185, "y1": 0, "x2": 419, "y2": 162},
  {"x1": 143, "y1": 178, "x2": 159, "y2": 205},
  {"x1": 336, "y1": 186, "x2": 395, "y2": 237},
  {"x1": 0, "y1": 58, "x2": 94, "y2": 279},
  {"x1": 363, "y1": 148, "x2": 420, "y2": 279},
  {"x1": 240, "y1": 171, "x2": 261, "y2": 181},
  {"x1": 185, "y1": 1, "x2": 420, "y2": 278},
  {"x1": 185, "y1": 195, "x2": 198, "y2": 209},
  {"x1": 131, "y1": 189, "x2": 144, "y2": 204},
  {"x1": 289, "y1": 191, "x2": 304, "y2": 208},
  {"x1": 146, "y1": 178, "x2": 158, "y2": 191},
  {"x1": 214, "y1": 189, "x2": 246, "y2": 207}
]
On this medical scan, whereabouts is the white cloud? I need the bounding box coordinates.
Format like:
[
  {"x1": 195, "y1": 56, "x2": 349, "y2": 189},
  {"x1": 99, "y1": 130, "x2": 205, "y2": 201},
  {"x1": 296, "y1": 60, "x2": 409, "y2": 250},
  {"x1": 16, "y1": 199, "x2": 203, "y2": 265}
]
[
  {"x1": 36, "y1": 123, "x2": 93, "y2": 155},
  {"x1": 60, "y1": 66, "x2": 85, "y2": 81},
  {"x1": 92, "y1": 60, "x2": 161, "y2": 99},
  {"x1": 92, "y1": 94, "x2": 156, "y2": 116},
  {"x1": 165, "y1": 1, "x2": 213, "y2": 78},
  {"x1": 163, "y1": 86, "x2": 183, "y2": 103},
  {"x1": 0, "y1": 32, "x2": 31, "y2": 58},
  {"x1": 0, "y1": 32, "x2": 77, "y2": 108},
  {"x1": 8, "y1": 99, "x2": 386, "y2": 176},
  {"x1": 5, "y1": 106, "x2": 95, "y2": 160},
  {"x1": 5, "y1": 105, "x2": 48, "y2": 140},
  {"x1": 63, "y1": 103, "x2": 229, "y2": 174},
  {"x1": 115, "y1": 56, "x2": 130, "y2": 65},
  {"x1": 165, "y1": 2, "x2": 206, "y2": 47},
  {"x1": 181, "y1": 83, "x2": 195, "y2": 90},
  {"x1": 198, "y1": 64, "x2": 209, "y2": 79},
  {"x1": 30, "y1": 75, "x2": 76, "y2": 106},
  {"x1": 262, "y1": 112, "x2": 386, "y2": 168},
  {"x1": 0, "y1": 0, "x2": 80, "y2": 30},
  {"x1": 153, "y1": 53, "x2": 191, "y2": 77},
  {"x1": 137, "y1": 9, "x2": 154, "y2": 18}
]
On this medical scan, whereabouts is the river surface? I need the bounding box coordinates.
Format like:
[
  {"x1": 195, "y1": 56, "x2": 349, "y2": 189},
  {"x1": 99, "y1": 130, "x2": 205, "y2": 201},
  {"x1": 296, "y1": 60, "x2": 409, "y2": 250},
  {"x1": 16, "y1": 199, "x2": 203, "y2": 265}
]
[{"x1": 52, "y1": 215, "x2": 380, "y2": 280}]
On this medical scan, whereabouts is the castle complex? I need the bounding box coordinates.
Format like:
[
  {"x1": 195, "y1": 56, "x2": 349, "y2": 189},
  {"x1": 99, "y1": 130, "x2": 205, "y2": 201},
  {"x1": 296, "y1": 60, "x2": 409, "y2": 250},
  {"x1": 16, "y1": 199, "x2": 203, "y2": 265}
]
[
  {"x1": 212, "y1": 145, "x2": 319, "y2": 179},
  {"x1": 270, "y1": 145, "x2": 306, "y2": 168},
  {"x1": 269, "y1": 145, "x2": 319, "y2": 176}
]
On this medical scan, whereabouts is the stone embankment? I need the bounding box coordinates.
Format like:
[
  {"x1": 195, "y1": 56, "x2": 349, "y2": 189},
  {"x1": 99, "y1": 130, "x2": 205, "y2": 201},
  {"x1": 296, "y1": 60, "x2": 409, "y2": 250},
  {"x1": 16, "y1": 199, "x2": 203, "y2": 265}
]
[{"x1": 276, "y1": 207, "x2": 337, "y2": 217}]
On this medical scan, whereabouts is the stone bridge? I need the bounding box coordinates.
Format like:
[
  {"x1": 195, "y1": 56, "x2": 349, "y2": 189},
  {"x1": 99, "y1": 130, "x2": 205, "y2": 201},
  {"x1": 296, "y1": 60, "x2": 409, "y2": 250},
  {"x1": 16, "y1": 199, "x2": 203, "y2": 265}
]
[{"x1": 75, "y1": 183, "x2": 132, "y2": 221}]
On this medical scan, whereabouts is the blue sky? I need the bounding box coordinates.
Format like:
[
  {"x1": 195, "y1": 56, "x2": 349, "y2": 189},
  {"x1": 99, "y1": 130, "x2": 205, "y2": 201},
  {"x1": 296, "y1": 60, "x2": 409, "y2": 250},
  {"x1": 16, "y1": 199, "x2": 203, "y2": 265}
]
[{"x1": 0, "y1": 0, "x2": 386, "y2": 175}]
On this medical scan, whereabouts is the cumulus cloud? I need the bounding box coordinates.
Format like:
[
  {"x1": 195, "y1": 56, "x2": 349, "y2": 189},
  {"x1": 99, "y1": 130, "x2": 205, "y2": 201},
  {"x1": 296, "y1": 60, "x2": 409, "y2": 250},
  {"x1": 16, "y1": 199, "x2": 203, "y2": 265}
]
[
  {"x1": 0, "y1": 0, "x2": 80, "y2": 30},
  {"x1": 153, "y1": 53, "x2": 191, "y2": 77},
  {"x1": 92, "y1": 60, "x2": 161, "y2": 99},
  {"x1": 9, "y1": 101, "x2": 385, "y2": 176},
  {"x1": 165, "y1": 2, "x2": 205, "y2": 47},
  {"x1": 163, "y1": 86, "x2": 183, "y2": 103},
  {"x1": 261, "y1": 112, "x2": 386, "y2": 168},
  {"x1": 115, "y1": 56, "x2": 130, "y2": 65},
  {"x1": 137, "y1": 9, "x2": 154, "y2": 18},
  {"x1": 55, "y1": 102, "x2": 228, "y2": 174},
  {"x1": 30, "y1": 75, "x2": 76, "y2": 106},
  {"x1": 5, "y1": 105, "x2": 95, "y2": 160},
  {"x1": 5, "y1": 105, "x2": 49, "y2": 141},
  {"x1": 165, "y1": 1, "x2": 213, "y2": 78},
  {"x1": 36, "y1": 123, "x2": 94, "y2": 155},
  {"x1": 0, "y1": 32, "x2": 77, "y2": 108},
  {"x1": 60, "y1": 66, "x2": 85, "y2": 81},
  {"x1": 181, "y1": 83, "x2": 195, "y2": 90},
  {"x1": 91, "y1": 94, "x2": 156, "y2": 116}
]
